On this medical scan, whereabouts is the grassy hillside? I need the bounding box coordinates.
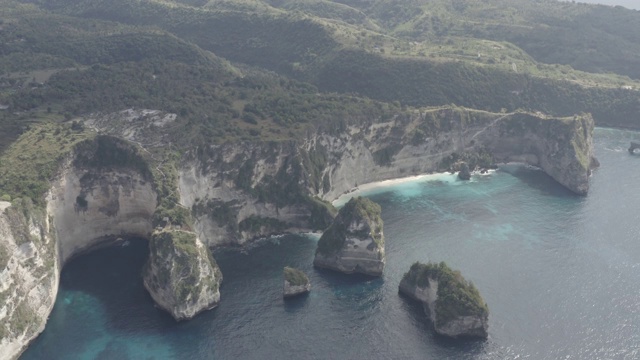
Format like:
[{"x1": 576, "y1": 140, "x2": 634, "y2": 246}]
[
  {"x1": 11, "y1": 0, "x2": 638, "y2": 127},
  {"x1": 1, "y1": 0, "x2": 639, "y2": 160}
]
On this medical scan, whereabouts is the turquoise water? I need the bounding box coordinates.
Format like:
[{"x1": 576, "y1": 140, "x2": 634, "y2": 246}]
[{"x1": 22, "y1": 128, "x2": 640, "y2": 359}]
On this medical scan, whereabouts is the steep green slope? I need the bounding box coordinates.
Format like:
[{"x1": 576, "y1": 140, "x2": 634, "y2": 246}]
[
  {"x1": 14, "y1": 0, "x2": 639, "y2": 129},
  {"x1": 0, "y1": 1, "x2": 239, "y2": 149},
  {"x1": 0, "y1": 1, "x2": 399, "y2": 151},
  {"x1": 308, "y1": 49, "x2": 640, "y2": 127}
]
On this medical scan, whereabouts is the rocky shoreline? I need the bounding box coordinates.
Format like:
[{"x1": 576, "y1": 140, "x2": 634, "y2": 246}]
[{"x1": 0, "y1": 109, "x2": 596, "y2": 359}]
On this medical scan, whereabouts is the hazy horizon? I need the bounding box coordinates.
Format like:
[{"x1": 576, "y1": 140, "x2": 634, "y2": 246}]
[{"x1": 569, "y1": 0, "x2": 639, "y2": 10}]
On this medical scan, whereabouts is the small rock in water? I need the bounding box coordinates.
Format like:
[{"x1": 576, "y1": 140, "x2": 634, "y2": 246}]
[
  {"x1": 283, "y1": 267, "x2": 310, "y2": 298},
  {"x1": 458, "y1": 162, "x2": 471, "y2": 180}
]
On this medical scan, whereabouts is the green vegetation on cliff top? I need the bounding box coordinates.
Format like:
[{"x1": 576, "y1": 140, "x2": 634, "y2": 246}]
[
  {"x1": 0, "y1": 122, "x2": 94, "y2": 204},
  {"x1": 316, "y1": 197, "x2": 383, "y2": 255},
  {"x1": 1, "y1": 0, "x2": 640, "y2": 145},
  {"x1": 341, "y1": 197, "x2": 383, "y2": 228},
  {"x1": 402, "y1": 261, "x2": 488, "y2": 326},
  {"x1": 0, "y1": 0, "x2": 635, "y2": 211}
]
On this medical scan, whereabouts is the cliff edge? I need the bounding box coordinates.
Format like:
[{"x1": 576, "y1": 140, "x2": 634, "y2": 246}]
[
  {"x1": 0, "y1": 200, "x2": 58, "y2": 360},
  {"x1": 482, "y1": 113, "x2": 597, "y2": 195},
  {"x1": 0, "y1": 107, "x2": 595, "y2": 358}
]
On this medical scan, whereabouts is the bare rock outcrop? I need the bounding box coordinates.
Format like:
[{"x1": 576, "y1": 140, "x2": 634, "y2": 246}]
[
  {"x1": 480, "y1": 113, "x2": 597, "y2": 195},
  {"x1": 0, "y1": 200, "x2": 58, "y2": 360},
  {"x1": 458, "y1": 162, "x2": 471, "y2": 180},
  {"x1": 143, "y1": 230, "x2": 222, "y2": 321}
]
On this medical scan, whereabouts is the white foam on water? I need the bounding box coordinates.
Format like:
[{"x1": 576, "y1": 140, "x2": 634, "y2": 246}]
[
  {"x1": 300, "y1": 232, "x2": 322, "y2": 241},
  {"x1": 332, "y1": 172, "x2": 475, "y2": 207}
]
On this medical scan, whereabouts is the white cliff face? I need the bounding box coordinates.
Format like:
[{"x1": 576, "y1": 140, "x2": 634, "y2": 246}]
[
  {"x1": 143, "y1": 230, "x2": 222, "y2": 321},
  {"x1": 399, "y1": 277, "x2": 439, "y2": 321},
  {"x1": 318, "y1": 111, "x2": 596, "y2": 200},
  {"x1": 1, "y1": 152, "x2": 158, "y2": 359},
  {"x1": 283, "y1": 281, "x2": 311, "y2": 297},
  {"x1": 316, "y1": 133, "x2": 446, "y2": 201},
  {"x1": 178, "y1": 141, "x2": 325, "y2": 247},
  {"x1": 473, "y1": 113, "x2": 596, "y2": 195},
  {"x1": 314, "y1": 231, "x2": 386, "y2": 276},
  {"x1": 436, "y1": 315, "x2": 489, "y2": 338},
  {"x1": 0, "y1": 108, "x2": 593, "y2": 357},
  {"x1": 0, "y1": 201, "x2": 58, "y2": 360},
  {"x1": 47, "y1": 164, "x2": 157, "y2": 263},
  {"x1": 176, "y1": 110, "x2": 596, "y2": 250}
]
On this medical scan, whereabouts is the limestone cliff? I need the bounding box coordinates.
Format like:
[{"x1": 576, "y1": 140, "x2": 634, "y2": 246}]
[
  {"x1": 399, "y1": 262, "x2": 489, "y2": 339},
  {"x1": 0, "y1": 200, "x2": 58, "y2": 360},
  {"x1": 314, "y1": 197, "x2": 385, "y2": 276},
  {"x1": 86, "y1": 108, "x2": 596, "y2": 248},
  {"x1": 0, "y1": 107, "x2": 595, "y2": 358},
  {"x1": 476, "y1": 113, "x2": 597, "y2": 195},
  {"x1": 177, "y1": 109, "x2": 595, "y2": 248},
  {"x1": 48, "y1": 163, "x2": 157, "y2": 263},
  {"x1": 2, "y1": 132, "x2": 179, "y2": 359},
  {"x1": 143, "y1": 230, "x2": 222, "y2": 321},
  {"x1": 178, "y1": 140, "x2": 337, "y2": 247}
]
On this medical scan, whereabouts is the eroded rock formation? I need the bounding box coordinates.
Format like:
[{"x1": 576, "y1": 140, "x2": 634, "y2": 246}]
[
  {"x1": 0, "y1": 200, "x2": 58, "y2": 360},
  {"x1": 314, "y1": 197, "x2": 385, "y2": 276},
  {"x1": 283, "y1": 267, "x2": 310, "y2": 298},
  {"x1": 479, "y1": 113, "x2": 597, "y2": 195},
  {"x1": 399, "y1": 262, "x2": 489, "y2": 339},
  {"x1": 0, "y1": 107, "x2": 596, "y2": 358},
  {"x1": 458, "y1": 162, "x2": 471, "y2": 180},
  {"x1": 143, "y1": 230, "x2": 222, "y2": 320}
]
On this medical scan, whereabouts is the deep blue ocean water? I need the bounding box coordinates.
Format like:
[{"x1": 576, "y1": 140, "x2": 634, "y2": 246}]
[{"x1": 22, "y1": 128, "x2": 640, "y2": 359}]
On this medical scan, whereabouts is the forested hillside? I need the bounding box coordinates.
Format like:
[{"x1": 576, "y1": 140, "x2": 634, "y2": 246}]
[{"x1": 1, "y1": 0, "x2": 639, "y2": 153}]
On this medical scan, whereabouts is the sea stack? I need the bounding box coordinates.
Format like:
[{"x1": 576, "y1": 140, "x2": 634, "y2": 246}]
[
  {"x1": 313, "y1": 197, "x2": 385, "y2": 276},
  {"x1": 143, "y1": 230, "x2": 223, "y2": 321},
  {"x1": 283, "y1": 267, "x2": 311, "y2": 298},
  {"x1": 399, "y1": 262, "x2": 489, "y2": 339},
  {"x1": 458, "y1": 162, "x2": 471, "y2": 180}
]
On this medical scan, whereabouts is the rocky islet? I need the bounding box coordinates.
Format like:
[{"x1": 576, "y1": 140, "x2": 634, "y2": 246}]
[
  {"x1": 143, "y1": 230, "x2": 222, "y2": 321},
  {"x1": 283, "y1": 267, "x2": 311, "y2": 298},
  {"x1": 314, "y1": 197, "x2": 385, "y2": 276},
  {"x1": 399, "y1": 262, "x2": 489, "y2": 339}
]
